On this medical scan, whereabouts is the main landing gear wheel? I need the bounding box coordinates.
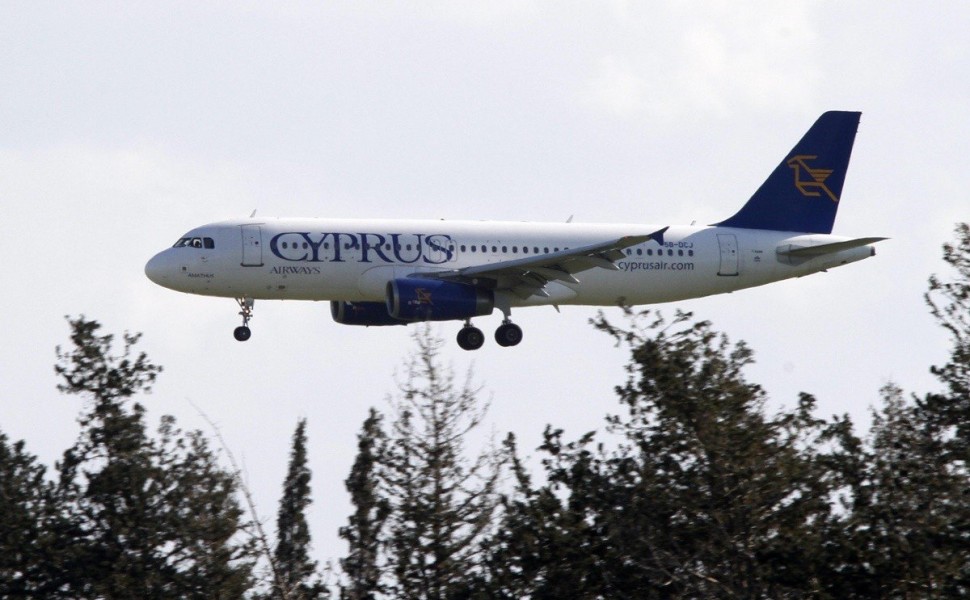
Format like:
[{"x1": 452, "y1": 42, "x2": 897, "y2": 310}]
[
  {"x1": 234, "y1": 297, "x2": 254, "y2": 342},
  {"x1": 495, "y1": 322, "x2": 523, "y2": 347},
  {"x1": 457, "y1": 325, "x2": 485, "y2": 351}
]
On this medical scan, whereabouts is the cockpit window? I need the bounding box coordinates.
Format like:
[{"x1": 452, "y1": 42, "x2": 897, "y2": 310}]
[{"x1": 174, "y1": 237, "x2": 215, "y2": 249}]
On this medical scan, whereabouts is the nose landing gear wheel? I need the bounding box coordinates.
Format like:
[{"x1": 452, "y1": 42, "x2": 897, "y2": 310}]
[
  {"x1": 457, "y1": 326, "x2": 485, "y2": 351},
  {"x1": 495, "y1": 322, "x2": 523, "y2": 347},
  {"x1": 234, "y1": 297, "x2": 254, "y2": 342}
]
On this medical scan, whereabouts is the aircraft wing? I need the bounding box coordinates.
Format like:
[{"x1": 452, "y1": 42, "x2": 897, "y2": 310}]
[{"x1": 415, "y1": 227, "x2": 669, "y2": 299}]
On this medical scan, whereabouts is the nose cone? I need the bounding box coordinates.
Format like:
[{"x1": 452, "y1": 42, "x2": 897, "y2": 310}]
[{"x1": 145, "y1": 251, "x2": 173, "y2": 287}]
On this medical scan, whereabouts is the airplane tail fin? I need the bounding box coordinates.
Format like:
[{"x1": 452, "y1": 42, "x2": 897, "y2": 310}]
[{"x1": 715, "y1": 111, "x2": 861, "y2": 234}]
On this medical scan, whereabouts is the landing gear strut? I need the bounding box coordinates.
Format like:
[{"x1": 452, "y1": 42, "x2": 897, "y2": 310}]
[
  {"x1": 234, "y1": 297, "x2": 254, "y2": 342},
  {"x1": 457, "y1": 321, "x2": 485, "y2": 351}
]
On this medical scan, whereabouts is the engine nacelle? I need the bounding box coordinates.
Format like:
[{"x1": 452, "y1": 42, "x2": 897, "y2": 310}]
[
  {"x1": 330, "y1": 301, "x2": 405, "y2": 326},
  {"x1": 387, "y1": 278, "x2": 494, "y2": 322}
]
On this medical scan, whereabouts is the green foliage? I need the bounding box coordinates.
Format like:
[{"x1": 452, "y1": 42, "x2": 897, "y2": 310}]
[
  {"x1": 835, "y1": 384, "x2": 969, "y2": 596},
  {"x1": 0, "y1": 431, "x2": 68, "y2": 597},
  {"x1": 925, "y1": 222, "x2": 970, "y2": 456},
  {"x1": 52, "y1": 316, "x2": 256, "y2": 598},
  {"x1": 273, "y1": 418, "x2": 328, "y2": 599},
  {"x1": 340, "y1": 326, "x2": 505, "y2": 600},
  {"x1": 381, "y1": 328, "x2": 504, "y2": 600},
  {"x1": 484, "y1": 310, "x2": 847, "y2": 598},
  {"x1": 340, "y1": 409, "x2": 390, "y2": 600}
]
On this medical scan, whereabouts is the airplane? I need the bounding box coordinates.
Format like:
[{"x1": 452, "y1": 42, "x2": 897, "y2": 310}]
[{"x1": 145, "y1": 111, "x2": 885, "y2": 351}]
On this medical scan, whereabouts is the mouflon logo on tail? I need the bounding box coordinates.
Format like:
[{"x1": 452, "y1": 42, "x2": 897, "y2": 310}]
[{"x1": 787, "y1": 154, "x2": 840, "y2": 202}]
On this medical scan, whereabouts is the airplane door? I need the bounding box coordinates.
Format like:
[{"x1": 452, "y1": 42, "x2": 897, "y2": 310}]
[
  {"x1": 717, "y1": 234, "x2": 739, "y2": 276},
  {"x1": 241, "y1": 225, "x2": 264, "y2": 267}
]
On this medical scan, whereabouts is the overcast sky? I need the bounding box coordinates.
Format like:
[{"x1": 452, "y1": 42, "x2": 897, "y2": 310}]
[{"x1": 2, "y1": 1, "x2": 969, "y2": 571}]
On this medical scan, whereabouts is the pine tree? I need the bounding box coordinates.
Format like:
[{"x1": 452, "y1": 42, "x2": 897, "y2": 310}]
[
  {"x1": 53, "y1": 316, "x2": 256, "y2": 598},
  {"x1": 381, "y1": 327, "x2": 504, "y2": 600},
  {"x1": 339, "y1": 408, "x2": 390, "y2": 600},
  {"x1": 272, "y1": 418, "x2": 327, "y2": 599},
  {"x1": 339, "y1": 327, "x2": 504, "y2": 600}
]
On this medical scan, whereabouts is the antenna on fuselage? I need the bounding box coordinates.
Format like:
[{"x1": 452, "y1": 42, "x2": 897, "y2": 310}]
[
  {"x1": 249, "y1": 209, "x2": 257, "y2": 218},
  {"x1": 566, "y1": 215, "x2": 574, "y2": 223}
]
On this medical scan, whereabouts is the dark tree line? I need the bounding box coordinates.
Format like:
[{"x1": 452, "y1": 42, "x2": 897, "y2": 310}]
[{"x1": 3, "y1": 227, "x2": 970, "y2": 598}]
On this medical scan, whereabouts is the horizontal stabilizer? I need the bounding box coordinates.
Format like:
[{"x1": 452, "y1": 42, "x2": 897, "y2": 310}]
[{"x1": 776, "y1": 237, "x2": 887, "y2": 258}]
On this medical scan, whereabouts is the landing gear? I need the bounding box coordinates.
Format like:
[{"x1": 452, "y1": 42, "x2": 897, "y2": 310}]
[
  {"x1": 456, "y1": 323, "x2": 485, "y2": 351},
  {"x1": 234, "y1": 297, "x2": 254, "y2": 342},
  {"x1": 495, "y1": 321, "x2": 523, "y2": 347}
]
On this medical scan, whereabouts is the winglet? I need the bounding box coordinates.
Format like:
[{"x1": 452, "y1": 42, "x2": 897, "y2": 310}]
[
  {"x1": 715, "y1": 111, "x2": 861, "y2": 234},
  {"x1": 649, "y1": 226, "x2": 669, "y2": 246}
]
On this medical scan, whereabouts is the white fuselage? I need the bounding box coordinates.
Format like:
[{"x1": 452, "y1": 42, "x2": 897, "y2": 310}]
[{"x1": 144, "y1": 218, "x2": 875, "y2": 307}]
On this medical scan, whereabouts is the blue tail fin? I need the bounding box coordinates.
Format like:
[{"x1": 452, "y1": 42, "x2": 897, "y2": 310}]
[{"x1": 715, "y1": 111, "x2": 861, "y2": 234}]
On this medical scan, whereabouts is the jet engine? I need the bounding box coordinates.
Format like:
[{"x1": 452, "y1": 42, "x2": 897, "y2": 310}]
[
  {"x1": 330, "y1": 301, "x2": 405, "y2": 326},
  {"x1": 387, "y1": 278, "x2": 494, "y2": 322}
]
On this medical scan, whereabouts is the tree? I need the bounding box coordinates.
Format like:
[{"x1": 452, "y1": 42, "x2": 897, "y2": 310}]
[
  {"x1": 340, "y1": 409, "x2": 390, "y2": 600},
  {"x1": 925, "y1": 222, "x2": 970, "y2": 459},
  {"x1": 340, "y1": 327, "x2": 504, "y2": 600},
  {"x1": 485, "y1": 310, "x2": 845, "y2": 598},
  {"x1": 832, "y1": 384, "x2": 969, "y2": 597},
  {"x1": 381, "y1": 328, "x2": 504, "y2": 600},
  {"x1": 0, "y1": 430, "x2": 70, "y2": 597},
  {"x1": 272, "y1": 418, "x2": 327, "y2": 599},
  {"x1": 53, "y1": 316, "x2": 256, "y2": 598}
]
